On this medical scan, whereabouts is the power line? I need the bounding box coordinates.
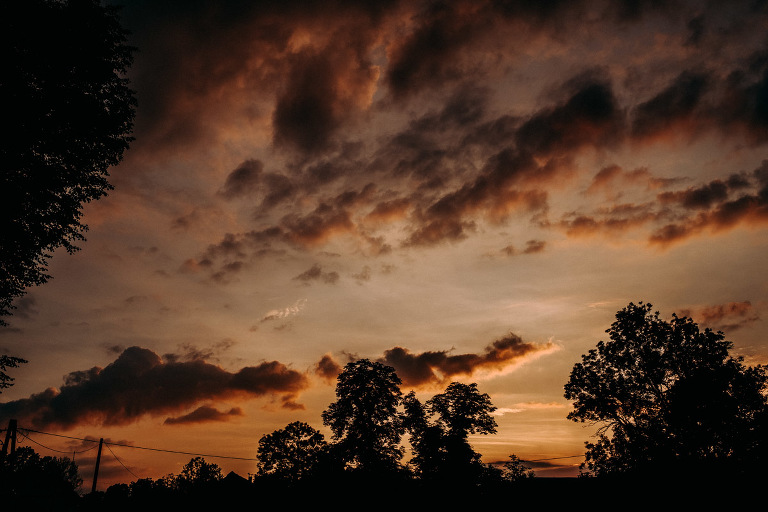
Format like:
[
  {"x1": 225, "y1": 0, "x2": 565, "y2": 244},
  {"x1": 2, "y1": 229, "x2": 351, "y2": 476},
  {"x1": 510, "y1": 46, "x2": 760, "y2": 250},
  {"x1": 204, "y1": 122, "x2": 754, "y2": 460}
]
[
  {"x1": 104, "y1": 440, "x2": 260, "y2": 461},
  {"x1": 17, "y1": 428, "x2": 100, "y2": 444},
  {"x1": 17, "y1": 429, "x2": 99, "y2": 455},
  {"x1": 17, "y1": 424, "x2": 582, "y2": 466},
  {"x1": 19, "y1": 426, "x2": 259, "y2": 462},
  {"x1": 522, "y1": 454, "x2": 584, "y2": 462},
  {"x1": 105, "y1": 442, "x2": 140, "y2": 480}
]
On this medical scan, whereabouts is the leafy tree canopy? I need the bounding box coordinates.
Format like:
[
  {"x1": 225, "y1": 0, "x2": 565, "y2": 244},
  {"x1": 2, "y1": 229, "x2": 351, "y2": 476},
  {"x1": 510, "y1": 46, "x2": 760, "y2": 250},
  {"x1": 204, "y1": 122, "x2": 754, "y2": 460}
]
[
  {"x1": 321, "y1": 359, "x2": 405, "y2": 472},
  {"x1": 178, "y1": 457, "x2": 222, "y2": 488},
  {"x1": 404, "y1": 382, "x2": 497, "y2": 483},
  {"x1": 0, "y1": 355, "x2": 27, "y2": 393},
  {"x1": 1, "y1": 0, "x2": 136, "y2": 324},
  {"x1": 427, "y1": 382, "x2": 497, "y2": 440},
  {"x1": 0, "y1": 446, "x2": 82, "y2": 500},
  {"x1": 501, "y1": 455, "x2": 535, "y2": 482},
  {"x1": 564, "y1": 301, "x2": 768, "y2": 478},
  {"x1": 256, "y1": 421, "x2": 328, "y2": 482}
]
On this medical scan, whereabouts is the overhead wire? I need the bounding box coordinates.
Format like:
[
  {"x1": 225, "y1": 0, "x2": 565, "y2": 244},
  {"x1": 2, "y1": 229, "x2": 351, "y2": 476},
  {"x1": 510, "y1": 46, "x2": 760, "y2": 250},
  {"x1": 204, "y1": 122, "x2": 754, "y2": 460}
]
[
  {"x1": 105, "y1": 442, "x2": 141, "y2": 480},
  {"x1": 521, "y1": 454, "x2": 584, "y2": 462},
  {"x1": 17, "y1": 425, "x2": 583, "y2": 467},
  {"x1": 19, "y1": 426, "x2": 259, "y2": 461},
  {"x1": 16, "y1": 429, "x2": 99, "y2": 455}
]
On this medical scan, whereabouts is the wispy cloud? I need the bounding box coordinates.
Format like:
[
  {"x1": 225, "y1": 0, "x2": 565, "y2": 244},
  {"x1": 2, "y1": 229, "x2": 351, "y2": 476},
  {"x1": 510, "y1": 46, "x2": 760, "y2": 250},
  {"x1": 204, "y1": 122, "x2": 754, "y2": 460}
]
[{"x1": 260, "y1": 299, "x2": 308, "y2": 323}]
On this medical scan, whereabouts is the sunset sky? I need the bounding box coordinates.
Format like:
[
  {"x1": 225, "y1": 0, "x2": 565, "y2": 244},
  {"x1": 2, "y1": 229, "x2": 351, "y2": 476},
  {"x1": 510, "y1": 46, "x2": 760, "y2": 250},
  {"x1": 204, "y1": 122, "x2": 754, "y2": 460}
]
[{"x1": 2, "y1": 0, "x2": 768, "y2": 487}]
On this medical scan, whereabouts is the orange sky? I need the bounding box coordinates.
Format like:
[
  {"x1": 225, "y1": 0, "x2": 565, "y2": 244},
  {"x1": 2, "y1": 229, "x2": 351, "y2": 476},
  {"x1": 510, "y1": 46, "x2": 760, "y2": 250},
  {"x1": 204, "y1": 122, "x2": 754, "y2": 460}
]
[{"x1": 2, "y1": 0, "x2": 768, "y2": 487}]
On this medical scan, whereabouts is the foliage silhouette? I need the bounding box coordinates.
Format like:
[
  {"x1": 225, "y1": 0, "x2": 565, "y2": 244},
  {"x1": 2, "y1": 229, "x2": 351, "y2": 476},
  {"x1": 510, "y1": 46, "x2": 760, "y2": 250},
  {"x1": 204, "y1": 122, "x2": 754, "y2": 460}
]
[
  {"x1": 404, "y1": 382, "x2": 498, "y2": 485},
  {"x1": 256, "y1": 421, "x2": 329, "y2": 482},
  {"x1": 0, "y1": 446, "x2": 81, "y2": 508},
  {"x1": 0, "y1": 355, "x2": 27, "y2": 394},
  {"x1": 501, "y1": 454, "x2": 535, "y2": 481},
  {"x1": 179, "y1": 456, "x2": 222, "y2": 486},
  {"x1": 321, "y1": 358, "x2": 405, "y2": 473},
  {"x1": 564, "y1": 301, "x2": 768, "y2": 480},
  {"x1": 1, "y1": 0, "x2": 136, "y2": 325}
]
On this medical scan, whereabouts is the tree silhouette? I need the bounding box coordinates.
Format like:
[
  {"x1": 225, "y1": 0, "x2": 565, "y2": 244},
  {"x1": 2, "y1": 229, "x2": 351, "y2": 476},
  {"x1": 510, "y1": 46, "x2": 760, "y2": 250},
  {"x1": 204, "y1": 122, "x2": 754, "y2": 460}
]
[
  {"x1": 428, "y1": 382, "x2": 497, "y2": 439},
  {"x1": 0, "y1": 446, "x2": 81, "y2": 507},
  {"x1": 175, "y1": 457, "x2": 222, "y2": 493},
  {"x1": 321, "y1": 359, "x2": 405, "y2": 473},
  {"x1": 0, "y1": 354, "x2": 27, "y2": 393},
  {"x1": 404, "y1": 382, "x2": 497, "y2": 484},
  {"x1": 403, "y1": 390, "x2": 446, "y2": 479},
  {"x1": 256, "y1": 421, "x2": 328, "y2": 482},
  {"x1": 564, "y1": 301, "x2": 768, "y2": 479},
  {"x1": 501, "y1": 454, "x2": 534, "y2": 482},
  {"x1": 1, "y1": 0, "x2": 136, "y2": 325}
]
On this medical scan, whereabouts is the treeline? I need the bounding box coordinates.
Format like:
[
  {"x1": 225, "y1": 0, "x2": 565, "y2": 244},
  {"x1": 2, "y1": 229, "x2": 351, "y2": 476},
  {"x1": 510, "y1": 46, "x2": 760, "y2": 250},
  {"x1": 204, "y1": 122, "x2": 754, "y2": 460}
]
[{"x1": 3, "y1": 302, "x2": 768, "y2": 509}]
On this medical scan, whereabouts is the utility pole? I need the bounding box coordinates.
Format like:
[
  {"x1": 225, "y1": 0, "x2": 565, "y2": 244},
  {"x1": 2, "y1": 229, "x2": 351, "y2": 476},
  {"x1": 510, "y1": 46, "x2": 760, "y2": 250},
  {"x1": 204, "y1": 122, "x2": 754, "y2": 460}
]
[
  {"x1": 1, "y1": 419, "x2": 17, "y2": 463},
  {"x1": 91, "y1": 438, "x2": 104, "y2": 493}
]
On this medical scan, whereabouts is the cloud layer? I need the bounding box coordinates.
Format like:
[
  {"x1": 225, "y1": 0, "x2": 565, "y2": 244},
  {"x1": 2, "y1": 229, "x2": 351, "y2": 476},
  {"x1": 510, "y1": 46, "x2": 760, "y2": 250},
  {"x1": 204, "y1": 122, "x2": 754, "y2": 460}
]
[
  {"x1": 0, "y1": 347, "x2": 308, "y2": 430},
  {"x1": 142, "y1": 0, "x2": 768, "y2": 285},
  {"x1": 378, "y1": 333, "x2": 556, "y2": 387}
]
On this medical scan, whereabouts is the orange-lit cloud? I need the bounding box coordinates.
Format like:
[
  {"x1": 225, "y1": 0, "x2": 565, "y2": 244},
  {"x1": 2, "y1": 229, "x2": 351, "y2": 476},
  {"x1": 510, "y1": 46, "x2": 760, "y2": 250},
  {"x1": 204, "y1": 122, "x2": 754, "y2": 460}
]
[
  {"x1": 377, "y1": 333, "x2": 556, "y2": 387},
  {"x1": 314, "y1": 354, "x2": 343, "y2": 383}
]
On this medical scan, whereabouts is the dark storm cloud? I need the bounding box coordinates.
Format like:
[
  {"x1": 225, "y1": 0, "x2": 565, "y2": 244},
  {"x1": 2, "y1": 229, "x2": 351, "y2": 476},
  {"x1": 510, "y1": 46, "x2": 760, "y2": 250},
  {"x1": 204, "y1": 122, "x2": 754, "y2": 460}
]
[
  {"x1": 135, "y1": 0, "x2": 768, "y2": 261},
  {"x1": 164, "y1": 405, "x2": 244, "y2": 425},
  {"x1": 515, "y1": 79, "x2": 625, "y2": 156},
  {"x1": 117, "y1": 0, "x2": 397, "y2": 156},
  {"x1": 272, "y1": 51, "x2": 344, "y2": 154},
  {"x1": 630, "y1": 70, "x2": 710, "y2": 140},
  {"x1": 397, "y1": 75, "x2": 625, "y2": 247},
  {"x1": 0, "y1": 346, "x2": 309, "y2": 430},
  {"x1": 386, "y1": 1, "x2": 487, "y2": 99},
  {"x1": 714, "y1": 50, "x2": 768, "y2": 144},
  {"x1": 384, "y1": 0, "x2": 598, "y2": 99},
  {"x1": 377, "y1": 333, "x2": 555, "y2": 387}
]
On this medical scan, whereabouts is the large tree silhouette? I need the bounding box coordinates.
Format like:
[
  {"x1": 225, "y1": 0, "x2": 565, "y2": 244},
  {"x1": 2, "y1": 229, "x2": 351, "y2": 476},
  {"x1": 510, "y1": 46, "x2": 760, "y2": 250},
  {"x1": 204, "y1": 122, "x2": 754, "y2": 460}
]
[
  {"x1": 1, "y1": 0, "x2": 136, "y2": 325},
  {"x1": 404, "y1": 382, "x2": 497, "y2": 484},
  {"x1": 256, "y1": 421, "x2": 328, "y2": 482},
  {"x1": 321, "y1": 359, "x2": 405, "y2": 473},
  {"x1": 564, "y1": 302, "x2": 768, "y2": 479}
]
